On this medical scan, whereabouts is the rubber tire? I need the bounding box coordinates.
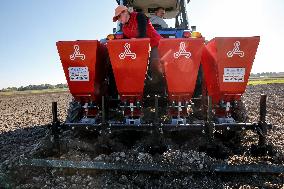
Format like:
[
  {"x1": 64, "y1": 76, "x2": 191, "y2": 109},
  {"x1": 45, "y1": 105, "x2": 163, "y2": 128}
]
[{"x1": 65, "y1": 99, "x2": 82, "y2": 123}]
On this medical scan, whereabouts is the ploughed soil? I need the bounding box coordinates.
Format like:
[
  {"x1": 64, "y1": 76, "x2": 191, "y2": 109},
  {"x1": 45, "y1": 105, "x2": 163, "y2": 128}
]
[{"x1": 0, "y1": 84, "x2": 283, "y2": 188}]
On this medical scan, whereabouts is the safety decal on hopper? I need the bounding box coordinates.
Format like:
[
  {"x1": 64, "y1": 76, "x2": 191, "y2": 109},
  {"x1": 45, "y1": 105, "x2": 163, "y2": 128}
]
[
  {"x1": 223, "y1": 68, "x2": 245, "y2": 82},
  {"x1": 68, "y1": 67, "x2": 89, "y2": 81}
]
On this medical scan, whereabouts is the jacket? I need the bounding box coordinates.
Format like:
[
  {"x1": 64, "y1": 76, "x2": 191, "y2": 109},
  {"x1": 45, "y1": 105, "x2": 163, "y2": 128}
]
[{"x1": 122, "y1": 12, "x2": 162, "y2": 47}]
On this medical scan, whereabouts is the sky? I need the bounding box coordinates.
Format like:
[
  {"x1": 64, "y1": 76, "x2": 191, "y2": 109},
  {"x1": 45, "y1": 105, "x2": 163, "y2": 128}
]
[{"x1": 0, "y1": 0, "x2": 283, "y2": 89}]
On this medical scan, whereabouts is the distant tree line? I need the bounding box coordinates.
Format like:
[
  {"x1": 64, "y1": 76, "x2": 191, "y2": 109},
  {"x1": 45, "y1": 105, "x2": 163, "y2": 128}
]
[
  {"x1": 0, "y1": 84, "x2": 68, "y2": 92},
  {"x1": 250, "y1": 72, "x2": 284, "y2": 78}
]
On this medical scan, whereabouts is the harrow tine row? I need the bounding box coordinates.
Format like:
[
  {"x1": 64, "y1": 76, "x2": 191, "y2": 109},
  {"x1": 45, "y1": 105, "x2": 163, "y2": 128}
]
[{"x1": 19, "y1": 158, "x2": 284, "y2": 174}]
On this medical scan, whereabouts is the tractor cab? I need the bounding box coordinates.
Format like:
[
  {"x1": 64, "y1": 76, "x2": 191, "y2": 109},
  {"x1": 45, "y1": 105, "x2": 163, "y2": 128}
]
[{"x1": 114, "y1": 0, "x2": 198, "y2": 39}]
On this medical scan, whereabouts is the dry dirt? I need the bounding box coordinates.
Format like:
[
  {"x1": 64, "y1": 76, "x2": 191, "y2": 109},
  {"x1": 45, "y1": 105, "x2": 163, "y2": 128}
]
[{"x1": 0, "y1": 84, "x2": 284, "y2": 189}]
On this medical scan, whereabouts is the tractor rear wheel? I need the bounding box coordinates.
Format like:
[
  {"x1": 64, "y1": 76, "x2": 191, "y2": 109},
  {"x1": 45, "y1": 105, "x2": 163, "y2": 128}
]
[
  {"x1": 65, "y1": 99, "x2": 83, "y2": 123},
  {"x1": 232, "y1": 99, "x2": 248, "y2": 123}
]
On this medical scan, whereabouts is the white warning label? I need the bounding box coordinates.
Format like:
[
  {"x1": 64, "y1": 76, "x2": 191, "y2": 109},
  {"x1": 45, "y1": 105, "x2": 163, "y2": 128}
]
[
  {"x1": 223, "y1": 68, "x2": 245, "y2": 82},
  {"x1": 68, "y1": 67, "x2": 89, "y2": 81}
]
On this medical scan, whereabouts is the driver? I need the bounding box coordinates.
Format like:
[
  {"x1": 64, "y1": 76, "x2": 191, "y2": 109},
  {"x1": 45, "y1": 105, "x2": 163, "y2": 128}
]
[
  {"x1": 113, "y1": 5, "x2": 163, "y2": 83},
  {"x1": 113, "y1": 5, "x2": 161, "y2": 48},
  {"x1": 150, "y1": 7, "x2": 168, "y2": 29}
]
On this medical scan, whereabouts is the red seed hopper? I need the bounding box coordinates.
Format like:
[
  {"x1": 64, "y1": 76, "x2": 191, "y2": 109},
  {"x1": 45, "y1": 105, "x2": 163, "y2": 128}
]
[
  {"x1": 201, "y1": 37, "x2": 260, "y2": 104},
  {"x1": 56, "y1": 40, "x2": 107, "y2": 103}
]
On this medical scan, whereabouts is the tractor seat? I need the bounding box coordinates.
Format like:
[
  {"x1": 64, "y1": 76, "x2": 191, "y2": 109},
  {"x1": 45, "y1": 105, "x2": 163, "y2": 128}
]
[{"x1": 152, "y1": 24, "x2": 163, "y2": 30}]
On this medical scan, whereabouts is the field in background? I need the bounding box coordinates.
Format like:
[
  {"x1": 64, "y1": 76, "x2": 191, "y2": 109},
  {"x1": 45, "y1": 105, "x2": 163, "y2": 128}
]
[
  {"x1": 1, "y1": 77, "x2": 284, "y2": 96},
  {"x1": 0, "y1": 88, "x2": 68, "y2": 96},
  {"x1": 248, "y1": 77, "x2": 284, "y2": 85}
]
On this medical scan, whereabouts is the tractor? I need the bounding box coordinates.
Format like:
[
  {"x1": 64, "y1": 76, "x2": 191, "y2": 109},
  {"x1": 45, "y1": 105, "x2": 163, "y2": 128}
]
[{"x1": 20, "y1": 0, "x2": 277, "y2": 173}]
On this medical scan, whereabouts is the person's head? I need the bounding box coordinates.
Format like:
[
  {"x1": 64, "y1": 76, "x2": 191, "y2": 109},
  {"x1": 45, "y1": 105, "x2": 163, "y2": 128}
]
[
  {"x1": 155, "y1": 7, "x2": 166, "y2": 18},
  {"x1": 113, "y1": 5, "x2": 130, "y2": 24}
]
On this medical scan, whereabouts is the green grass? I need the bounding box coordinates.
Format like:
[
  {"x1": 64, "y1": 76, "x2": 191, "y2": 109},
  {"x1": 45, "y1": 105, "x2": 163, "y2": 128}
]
[
  {"x1": 248, "y1": 78, "x2": 284, "y2": 85},
  {"x1": 0, "y1": 88, "x2": 69, "y2": 96}
]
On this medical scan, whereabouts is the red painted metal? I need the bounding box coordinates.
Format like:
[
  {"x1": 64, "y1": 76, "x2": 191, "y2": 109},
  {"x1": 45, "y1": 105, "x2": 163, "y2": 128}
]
[
  {"x1": 56, "y1": 40, "x2": 107, "y2": 102},
  {"x1": 159, "y1": 38, "x2": 204, "y2": 101},
  {"x1": 201, "y1": 37, "x2": 260, "y2": 104},
  {"x1": 107, "y1": 39, "x2": 150, "y2": 101}
]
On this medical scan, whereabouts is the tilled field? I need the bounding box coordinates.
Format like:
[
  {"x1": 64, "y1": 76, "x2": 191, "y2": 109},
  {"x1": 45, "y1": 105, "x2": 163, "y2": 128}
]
[{"x1": 0, "y1": 84, "x2": 284, "y2": 188}]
